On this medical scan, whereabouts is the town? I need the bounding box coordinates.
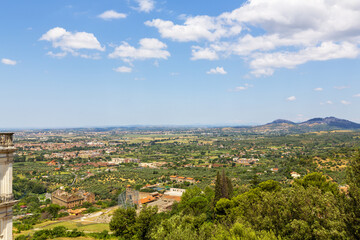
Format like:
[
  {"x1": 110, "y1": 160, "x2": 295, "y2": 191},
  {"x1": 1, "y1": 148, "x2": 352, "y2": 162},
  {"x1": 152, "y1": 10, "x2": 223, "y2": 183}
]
[{"x1": 4, "y1": 126, "x2": 357, "y2": 239}]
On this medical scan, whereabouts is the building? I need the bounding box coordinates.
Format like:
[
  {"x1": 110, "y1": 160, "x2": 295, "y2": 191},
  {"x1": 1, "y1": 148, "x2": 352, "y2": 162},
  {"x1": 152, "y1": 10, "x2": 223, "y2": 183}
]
[
  {"x1": 234, "y1": 158, "x2": 259, "y2": 166},
  {"x1": 169, "y1": 176, "x2": 196, "y2": 183},
  {"x1": 110, "y1": 158, "x2": 140, "y2": 165},
  {"x1": 290, "y1": 172, "x2": 301, "y2": 179},
  {"x1": 52, "y1": 190, "x2": 95, "y2": 208},
  {"x1": 0, "y1": 133, "x2": 18, "y2": 240}
]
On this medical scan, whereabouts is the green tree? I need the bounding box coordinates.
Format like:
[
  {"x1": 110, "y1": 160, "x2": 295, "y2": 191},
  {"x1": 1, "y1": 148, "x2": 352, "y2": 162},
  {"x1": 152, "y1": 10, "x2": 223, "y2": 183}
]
[
  {"x1": 214, "y1": 170, "x2": 233, "y2": 205},
  {"x1": 345, "y1": 151, "x2": 360, "y2": 238},
  {"x1": 43, "y1": 204, "x2": 61, "y2": 219},
  {"x1": 214, "y1": 171, "x2": 222, "y2": 204},
  {"x1": 294, "y1": 172, "x2": 339, "y2": 195},
  {"x1": 133, "y1": 206, "x2": 159, "y2": 240},
  {"x1": 109, "y1": 207, "x2": 136, "y2": 238}
]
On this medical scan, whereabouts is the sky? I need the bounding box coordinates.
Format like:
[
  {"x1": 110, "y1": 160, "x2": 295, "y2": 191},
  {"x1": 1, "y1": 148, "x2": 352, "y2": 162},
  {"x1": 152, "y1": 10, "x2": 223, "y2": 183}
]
[{"x1": 1, "y1": 0, "x2": 360, "y2": 128}]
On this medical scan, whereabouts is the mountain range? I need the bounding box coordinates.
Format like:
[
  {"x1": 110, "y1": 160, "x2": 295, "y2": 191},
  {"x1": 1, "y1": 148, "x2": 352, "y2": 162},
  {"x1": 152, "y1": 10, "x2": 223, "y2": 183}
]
[{"x1": 233, "y1": 117, "x2": 360, "y2": 134}]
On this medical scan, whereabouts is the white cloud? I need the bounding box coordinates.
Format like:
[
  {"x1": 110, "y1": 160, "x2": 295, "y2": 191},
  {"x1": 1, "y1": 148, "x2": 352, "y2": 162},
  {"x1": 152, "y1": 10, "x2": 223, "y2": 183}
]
[
  {"x1": 145, "y1": 15, "x2": 241, "y2": 42},
  {"x1": 146, "y1": 0, "x2": 360, "y2": 76},
  {"x1": 341, "y1": 100, "x2": 351, "y2": 105},
  {"x1": 135, "y1": 0, "x2": 155, "y2": 13},
  {"x1": 1, "y1": 58, "x2": 17, "y2": 65},
  {"x1": 40, "y1": 27, "x2": 104, "y2": 57},
  {"x1": 314, "y1": 87, "x2": 323, "y2": 91},
  {"x1": 98, "y1": 10, "x2": 127, "y2": 20},
  {"x1": 230, "y1": 83, "x2": 253, "y2": 92},
  {"x1": 114, "y1": 66, "x2": 132, "y2": 73},
  {"x1": 234, "y1": 86, "x2": 247, "y2": 91},
  {"x1": 46, "y1": 51, "x2": 67, "y2": 58},
  {"x1": 191, "y1": 46, "x2": 218, "y2": 60},
  {"x1": 287, "y1": 96, "x2": 296, "y2": 101},
  {"x1": 334, "y1": 86, "x2": 350, "y2": 90},
  {"x1": 249, "y1": 42, "x2": 359, "y2": 75},
  {"x1": 207, "y1": 67, "x2": 227, "y2": 74},
  {"x1": 109, "y1": 38, "x2": 170, "y2": 61},
  {"x1": 354, "y1": 93, "x2": 360, "y2": 97},
  {"x1": 320, "y1": 100, "x2": 333, "y2": 105}
]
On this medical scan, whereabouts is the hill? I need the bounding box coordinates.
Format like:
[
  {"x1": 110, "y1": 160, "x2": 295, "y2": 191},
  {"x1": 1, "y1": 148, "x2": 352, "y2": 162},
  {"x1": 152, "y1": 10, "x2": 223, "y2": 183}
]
[{"x1": 229, "y1": 117, "x2": 360, "y2": 134}]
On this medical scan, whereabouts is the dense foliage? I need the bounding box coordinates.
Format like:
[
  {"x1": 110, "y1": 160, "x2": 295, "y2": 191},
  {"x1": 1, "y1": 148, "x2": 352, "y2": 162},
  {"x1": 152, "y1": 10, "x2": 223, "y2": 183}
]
[{"x1": 108, "y1": 157, "x2": 360, "y2": 239}]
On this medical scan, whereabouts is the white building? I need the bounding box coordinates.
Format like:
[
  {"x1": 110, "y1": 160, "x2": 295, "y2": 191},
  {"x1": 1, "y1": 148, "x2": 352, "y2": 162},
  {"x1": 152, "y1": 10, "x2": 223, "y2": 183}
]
[
  {"x1": 0, "y1": 133, "x2": 17, "y2": 240},
  {"x1": 291, "y1": 171, "x2": 301, "y2": 179},
  {"x1": 164, "y1": 188, "x2": 186, "y2": 197}
]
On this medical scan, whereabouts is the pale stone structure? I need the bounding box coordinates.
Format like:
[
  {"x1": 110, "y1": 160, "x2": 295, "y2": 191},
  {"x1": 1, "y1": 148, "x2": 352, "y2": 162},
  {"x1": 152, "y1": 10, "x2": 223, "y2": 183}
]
[{"x1": 0, "y1": 133, "x2": 17, "y2": 240}]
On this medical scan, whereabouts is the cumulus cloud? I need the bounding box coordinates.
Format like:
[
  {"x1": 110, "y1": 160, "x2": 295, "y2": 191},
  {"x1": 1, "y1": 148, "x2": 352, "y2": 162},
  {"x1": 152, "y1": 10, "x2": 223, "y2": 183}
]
[
  {"x1": 206, "y1": 67, "x2": 227, "y2": 74},
  {"x1": 249, "y1": 42, "x2": 359, "y2": 75},
  {"x1": 314, "y1": 87, "x2": 323, "y2": 91},
  {"x1": 287, "y1": 96, "x2": 296, "y2": 101},
  {"x1": 191, "y1": 46, "x2": 218, "y2": 60},
  {"x1": 135, "y1": 0, "x2": 155, "y2": 13},
  {"x1": 354, "y1": 93, "x2": 360, "y2": 97},
  {"x1": 40, "y1": 27, "x2": 104, "y2": 58},
  {"x1": 1, "y1": 58, "x2": 17, "y2": 65},
  {"x1": 98, "y1": 10, "x2": 127, "y2": 20},
  {"x1": 145, "y1": 15, "x2": 241, "y2": 42},
  {"x1": 114, "y1": 66, "x2": 132, "y2": 73},
  {"x1": 109, "y1": 38, "x2": 170, "y2": 61},
  {"x1": 341, "y1": 100, "x2": 351, "y2": 105},
  {"x1": 146, "y1": 0, "x2": 360, "y2": 76}
]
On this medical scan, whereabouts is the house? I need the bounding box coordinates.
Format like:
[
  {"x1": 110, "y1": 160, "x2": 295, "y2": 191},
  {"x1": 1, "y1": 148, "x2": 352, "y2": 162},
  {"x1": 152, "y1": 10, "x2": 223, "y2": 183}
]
[
  {"x1": 68, "y1": 208, "x2": 87, "y2": 215},
  {"x1": 169, "y1": 176, "x2": 196, "y2": 183},
  {"x1": 140, "y1": 196, "x2": 157, "y2": 205},
  {"x1": 165, "y1": 188, "x2": 185, "y2": 197},
  {"x1": 47, "y1": 160, "x2": 58, "y2": 166},
  {"x1": 51, "y1": 190, "x2": 95, "y2": 208},
  {"x1": 290, "y1": 172, "x2": 301, "y2": 179}
]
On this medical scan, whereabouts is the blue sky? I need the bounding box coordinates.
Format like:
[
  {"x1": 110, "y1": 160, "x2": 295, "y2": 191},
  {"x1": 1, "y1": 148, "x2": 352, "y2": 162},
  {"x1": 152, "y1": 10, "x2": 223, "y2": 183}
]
[{"x1": 1, "y1": 0, "x2": 360, "y2": 128}]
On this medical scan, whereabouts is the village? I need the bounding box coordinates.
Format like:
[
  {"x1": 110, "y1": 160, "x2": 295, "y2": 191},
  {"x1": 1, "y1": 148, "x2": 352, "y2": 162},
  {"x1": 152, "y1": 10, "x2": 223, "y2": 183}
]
[{"x1": 10, "y1": 127, "x2": 354, "y2": 239}]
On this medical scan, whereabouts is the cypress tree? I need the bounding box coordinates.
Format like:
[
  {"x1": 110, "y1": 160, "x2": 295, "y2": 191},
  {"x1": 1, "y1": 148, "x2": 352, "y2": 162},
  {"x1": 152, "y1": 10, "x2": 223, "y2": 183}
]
[
  {"x1": 221, "y1": 169, "x2": 229, "y2": 199},
  {"x1": 214, "y1": 171, "x2": 222, "y2": 204},
  {"x1": 214, "y1": 170, "x2": 233, "y2": 205}
]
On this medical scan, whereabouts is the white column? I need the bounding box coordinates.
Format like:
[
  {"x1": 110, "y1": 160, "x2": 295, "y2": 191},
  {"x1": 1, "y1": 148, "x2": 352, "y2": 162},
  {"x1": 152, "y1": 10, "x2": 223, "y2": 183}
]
[
  {"x1": 6, "y1": 213, "x2": 12, "y2": 240},
  {"x1": 0, "y1": 165, "x2": 9, "y2": 196},
  {"x1": 8, "y1": 163, "x2": 12, "y2": 195},
  {"x1": 0, "y1": 217, "x2": 3, "y2": 240}
]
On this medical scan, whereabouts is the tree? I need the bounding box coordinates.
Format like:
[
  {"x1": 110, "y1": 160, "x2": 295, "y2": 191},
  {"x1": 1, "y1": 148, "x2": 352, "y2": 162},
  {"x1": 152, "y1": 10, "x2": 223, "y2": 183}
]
[
  {"x1": 43, "y1": 204, "x2": 61, "y2": 219},
  {"x1": 345, "y1": 151, "x2": 360, "y2": 238},
  {"x1": 294, "y1": 172, "x2": 339, "y2": 195},
  {"x1": 221, "y1": 169, "x2": 229, "y2": 199},
  {"x1": 214, "y1": 170, "x2": 233, "y2": 205},
  {"x1": 214, "y1": 171, "x2": 222, "y2": 204},
  {"x1": 133, "y1": 206, "x2": 159, "y2": 240},
  {"x1": 109, "y1": 207, "x2": 136, "y2": 238}
]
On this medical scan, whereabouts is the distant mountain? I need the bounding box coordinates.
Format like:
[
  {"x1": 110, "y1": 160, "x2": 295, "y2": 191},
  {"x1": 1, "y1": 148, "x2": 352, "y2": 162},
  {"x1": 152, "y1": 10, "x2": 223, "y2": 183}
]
[
  {"x1": 300, "y1": 117, "x2": 360, "y2": 129},
  {"x1": 267, "y1": 119, "x2": 295, "y2": 125},
  {"x1": 228, "y1": 117, "x2": 360, "y2": 134}
]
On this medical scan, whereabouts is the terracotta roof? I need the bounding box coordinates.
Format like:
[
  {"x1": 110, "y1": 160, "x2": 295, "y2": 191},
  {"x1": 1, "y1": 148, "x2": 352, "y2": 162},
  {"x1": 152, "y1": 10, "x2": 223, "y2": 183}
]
[{"x1": 140, "y1": 196, "x2": 156, "y2": 204}]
